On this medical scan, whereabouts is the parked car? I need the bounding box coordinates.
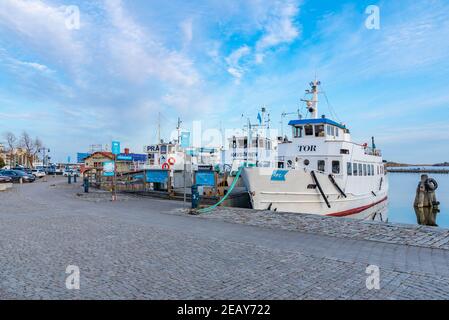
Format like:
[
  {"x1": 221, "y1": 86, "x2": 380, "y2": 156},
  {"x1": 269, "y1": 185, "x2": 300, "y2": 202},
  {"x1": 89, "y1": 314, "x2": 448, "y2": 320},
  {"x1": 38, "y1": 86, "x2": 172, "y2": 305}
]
[
  {"x1": 0, "y1": 170, "x2": 35, "y2": 183},
  {"x1": 31, "y1": 169, "x2": 46, "y2": 178},
  {"x1": 63, "y1": 169, "x2": 80, "y2": 177},
  {"x1": 0, "y1": 175, "x2": 12, "y2": 183}
]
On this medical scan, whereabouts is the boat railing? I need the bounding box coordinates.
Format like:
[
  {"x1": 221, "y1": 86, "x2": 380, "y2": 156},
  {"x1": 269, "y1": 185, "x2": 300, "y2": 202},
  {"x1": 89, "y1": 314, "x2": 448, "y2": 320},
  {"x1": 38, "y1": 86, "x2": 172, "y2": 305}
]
[{"x1": 364, "y1": 147, "x2": 382, "y2": 157}]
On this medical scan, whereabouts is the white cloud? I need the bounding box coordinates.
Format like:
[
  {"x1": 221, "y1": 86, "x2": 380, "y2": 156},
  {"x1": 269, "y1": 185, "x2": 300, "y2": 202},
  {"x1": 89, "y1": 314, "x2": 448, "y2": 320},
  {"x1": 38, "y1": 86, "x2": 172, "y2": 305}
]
[
  {"x1": 225, "y1": 45, "x2": 251, "y2": 81},
  {"x1": 256, "y1": 0, "x2": 300, "y2": 51},
  {"x1": 0, "y1": 0, "x2": 85, "y2": 67},
  {"x1": 104, "y1": 0, "x2": 199, "y2": 87}
]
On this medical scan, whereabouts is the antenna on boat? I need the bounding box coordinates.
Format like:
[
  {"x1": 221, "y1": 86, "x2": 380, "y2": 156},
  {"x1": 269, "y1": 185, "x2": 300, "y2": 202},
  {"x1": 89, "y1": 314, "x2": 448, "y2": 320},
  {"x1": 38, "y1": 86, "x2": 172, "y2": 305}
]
[{"x1": 301, "y1": 77, "x2": 320, "y2": 119}]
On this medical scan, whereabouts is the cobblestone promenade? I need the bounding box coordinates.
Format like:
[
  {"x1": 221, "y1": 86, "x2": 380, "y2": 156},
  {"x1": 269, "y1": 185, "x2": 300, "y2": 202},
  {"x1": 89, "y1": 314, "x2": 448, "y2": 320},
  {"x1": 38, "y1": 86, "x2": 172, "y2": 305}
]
[{"x1": 1, "y1": 178, "x2": 449, "y2": 299}]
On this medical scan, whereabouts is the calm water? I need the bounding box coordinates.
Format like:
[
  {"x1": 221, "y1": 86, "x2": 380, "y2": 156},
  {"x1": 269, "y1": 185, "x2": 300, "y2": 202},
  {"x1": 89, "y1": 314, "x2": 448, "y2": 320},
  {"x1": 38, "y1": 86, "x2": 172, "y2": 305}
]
[{"x1": 388, "y1": 173, "x2": 449, "y2": 228}]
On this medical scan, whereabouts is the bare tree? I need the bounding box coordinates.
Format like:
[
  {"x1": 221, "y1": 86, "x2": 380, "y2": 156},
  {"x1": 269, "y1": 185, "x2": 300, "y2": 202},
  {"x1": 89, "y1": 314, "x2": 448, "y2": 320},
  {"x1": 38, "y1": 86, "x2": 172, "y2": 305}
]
[
  {"x1": 33, "y1": 137, "x2": 43, "y2": 165},
  {"x1": 3, "y1": 132, "x2": 17, "y2": 168},
  {"x1": 20, "y1": 131, "x2": 41, "y2": 168}
]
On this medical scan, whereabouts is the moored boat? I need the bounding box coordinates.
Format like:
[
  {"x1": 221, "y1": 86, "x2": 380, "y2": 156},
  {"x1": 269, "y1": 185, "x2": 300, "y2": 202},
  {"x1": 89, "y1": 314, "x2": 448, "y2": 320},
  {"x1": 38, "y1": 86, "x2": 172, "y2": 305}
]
[{"x1": 241, "y1": 79, "x2": 389, "y2": 220}]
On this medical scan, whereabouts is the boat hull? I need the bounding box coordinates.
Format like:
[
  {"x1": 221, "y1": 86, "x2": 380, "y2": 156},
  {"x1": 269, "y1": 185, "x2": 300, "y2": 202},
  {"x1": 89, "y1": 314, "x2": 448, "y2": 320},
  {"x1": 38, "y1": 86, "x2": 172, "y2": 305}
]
[{"x1": 241, "y1": 167, "x2": 389, "y2": 221}]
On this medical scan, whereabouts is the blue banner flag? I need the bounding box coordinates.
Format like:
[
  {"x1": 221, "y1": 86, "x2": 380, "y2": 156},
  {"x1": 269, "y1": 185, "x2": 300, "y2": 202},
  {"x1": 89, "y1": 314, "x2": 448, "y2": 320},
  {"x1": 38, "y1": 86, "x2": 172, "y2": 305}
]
[
  {"x1": 181, "y1": 132, "x2": 190, "y2": 148},
  {"x1": 112, "y1": 141, "x2": 120, "y2": 155},
  {"x1": 257, "y1": 113, "x2": 262, "y2": 124}
]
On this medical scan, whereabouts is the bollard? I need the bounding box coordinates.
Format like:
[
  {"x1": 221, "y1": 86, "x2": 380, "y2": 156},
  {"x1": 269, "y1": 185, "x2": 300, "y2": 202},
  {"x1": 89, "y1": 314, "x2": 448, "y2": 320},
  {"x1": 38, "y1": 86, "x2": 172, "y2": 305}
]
[
  {"x1": 73, "y1": 175, "x2": 77, "y2": 183},
  {"x1": 414, "y1": 175, "x2": 439, "y2": 208},
  {"x1": 83, "y1": 177, "x2": 89, "y2": 193},
  {"x1": 68, "y1": 175, "x2": 72, "y2": 184},
  {"x1": 191, "y1": 184, "x2": 200, "y2": 209}
]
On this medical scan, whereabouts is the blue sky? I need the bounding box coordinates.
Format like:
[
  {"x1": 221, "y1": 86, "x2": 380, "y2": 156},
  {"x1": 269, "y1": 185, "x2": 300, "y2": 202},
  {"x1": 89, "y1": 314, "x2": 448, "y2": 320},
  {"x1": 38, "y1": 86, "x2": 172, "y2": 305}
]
[{"x1": 1, "y1": 0, "x2": 449, "y2": 163}]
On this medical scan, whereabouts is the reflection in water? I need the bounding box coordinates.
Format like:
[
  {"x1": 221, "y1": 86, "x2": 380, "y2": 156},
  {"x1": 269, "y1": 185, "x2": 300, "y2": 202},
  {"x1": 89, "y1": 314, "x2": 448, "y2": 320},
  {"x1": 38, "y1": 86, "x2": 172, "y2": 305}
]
[
  {"x1": 366, "y1": 200, "x2": 389, "y2": 222},
  {"x1": 388, "y1": 173, "x2": 448, "y2": 228},
  {"x1": 414, "y1": 206, "x2": 440, "y2": 227}
]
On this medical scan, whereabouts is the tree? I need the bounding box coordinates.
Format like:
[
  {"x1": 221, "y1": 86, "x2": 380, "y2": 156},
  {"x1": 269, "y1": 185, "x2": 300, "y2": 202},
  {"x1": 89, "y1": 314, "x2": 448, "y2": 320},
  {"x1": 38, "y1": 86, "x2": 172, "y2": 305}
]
[
  {"x1": 3, "y1": 131, "x2": 17, "y2": 168},
  {"x1": 0, "y1": 156, "x2": 5, "y2": 168},
  {"x1": 20, "y1": 131, "x2": 42, "y2": 168}
]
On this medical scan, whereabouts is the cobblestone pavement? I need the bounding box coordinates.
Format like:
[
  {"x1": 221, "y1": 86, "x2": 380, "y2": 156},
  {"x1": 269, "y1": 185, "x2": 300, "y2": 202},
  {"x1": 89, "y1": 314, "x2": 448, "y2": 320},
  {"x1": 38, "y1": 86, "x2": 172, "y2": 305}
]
[
  {"x1": 176, "y1": 207, "x2": 449, "y2": 250},
  {"x1": 1, "y1": 178, "x2": 449, "y2": 299}
]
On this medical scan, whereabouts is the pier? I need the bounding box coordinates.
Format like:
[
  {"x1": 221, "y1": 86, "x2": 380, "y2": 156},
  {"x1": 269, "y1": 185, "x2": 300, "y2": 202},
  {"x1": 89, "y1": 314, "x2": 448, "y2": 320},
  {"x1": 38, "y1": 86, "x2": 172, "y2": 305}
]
[{"x1": 1, "y1": 177, "x2": 449, "y2": 299}]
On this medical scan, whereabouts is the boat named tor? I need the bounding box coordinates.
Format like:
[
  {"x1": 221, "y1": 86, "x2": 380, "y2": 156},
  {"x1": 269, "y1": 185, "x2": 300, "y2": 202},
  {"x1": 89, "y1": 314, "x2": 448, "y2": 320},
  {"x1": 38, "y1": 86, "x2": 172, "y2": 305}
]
[{"x1": 241, "y1": 79, "x2": 389, "y2": 220}]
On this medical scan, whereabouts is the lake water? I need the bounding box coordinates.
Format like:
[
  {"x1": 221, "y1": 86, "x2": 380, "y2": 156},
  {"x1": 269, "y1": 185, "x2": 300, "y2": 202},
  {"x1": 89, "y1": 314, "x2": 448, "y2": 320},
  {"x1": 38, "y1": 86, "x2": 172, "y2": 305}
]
[{"x1": 388, "y1": 172, "x2": 449, "y2": 228}]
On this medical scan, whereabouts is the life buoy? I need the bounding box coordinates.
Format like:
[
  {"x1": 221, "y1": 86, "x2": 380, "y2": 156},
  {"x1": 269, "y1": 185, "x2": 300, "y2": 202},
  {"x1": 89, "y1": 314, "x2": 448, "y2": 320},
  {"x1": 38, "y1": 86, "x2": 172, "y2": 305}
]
[
  {"x1": 425, "y1": 178, "x2": 438, "y2": 191},
  {"x1": 168, "y1": 157, "x2": 176, "y2": 165},
  {"x1": 162, "y1": 162, "x2": 170, "y2": 170}
]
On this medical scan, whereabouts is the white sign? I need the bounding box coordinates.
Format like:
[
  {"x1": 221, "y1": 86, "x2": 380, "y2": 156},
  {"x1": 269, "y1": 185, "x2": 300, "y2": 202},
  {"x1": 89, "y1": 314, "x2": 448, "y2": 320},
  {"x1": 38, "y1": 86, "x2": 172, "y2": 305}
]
[{"x1": 146, "y1": 145, "x2": 160, "y2": 153}]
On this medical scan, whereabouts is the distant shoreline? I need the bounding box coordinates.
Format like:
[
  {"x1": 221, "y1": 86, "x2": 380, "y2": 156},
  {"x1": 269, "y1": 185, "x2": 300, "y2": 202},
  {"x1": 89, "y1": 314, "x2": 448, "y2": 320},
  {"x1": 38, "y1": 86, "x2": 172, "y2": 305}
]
[{"x1": 385, "y1": 162, "x2": 449, "y2": 168}]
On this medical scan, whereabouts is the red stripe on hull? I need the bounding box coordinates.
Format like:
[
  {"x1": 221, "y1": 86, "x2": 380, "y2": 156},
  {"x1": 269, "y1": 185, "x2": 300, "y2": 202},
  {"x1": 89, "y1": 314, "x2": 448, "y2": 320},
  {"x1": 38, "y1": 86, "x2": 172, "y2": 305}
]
[{"x1": 326, "y1": 196, "x2": 388, "y2": 217}]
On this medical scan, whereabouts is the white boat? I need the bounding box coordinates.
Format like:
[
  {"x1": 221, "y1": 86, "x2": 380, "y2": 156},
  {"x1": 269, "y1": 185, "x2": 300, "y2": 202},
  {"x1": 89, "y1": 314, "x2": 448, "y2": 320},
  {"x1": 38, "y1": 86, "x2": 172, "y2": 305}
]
[{"x1": 241, "y1": 79, "x2": 389, "y2": 220}]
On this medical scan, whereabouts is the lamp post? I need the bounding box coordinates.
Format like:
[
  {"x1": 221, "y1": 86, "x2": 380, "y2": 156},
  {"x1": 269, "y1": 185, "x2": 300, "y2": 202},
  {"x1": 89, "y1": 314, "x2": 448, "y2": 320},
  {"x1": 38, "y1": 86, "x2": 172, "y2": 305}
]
[{"x1": 39, "y1": 147, "x2": 50, "y2": 181}]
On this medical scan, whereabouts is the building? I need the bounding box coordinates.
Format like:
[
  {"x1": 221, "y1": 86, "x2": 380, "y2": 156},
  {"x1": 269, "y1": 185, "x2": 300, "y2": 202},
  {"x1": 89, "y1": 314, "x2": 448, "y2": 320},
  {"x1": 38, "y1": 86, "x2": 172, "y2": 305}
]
[
  {"x1": 83, "y1": 151, "x2": 147, "y2": 174},
  {"x1": 0, "y1": 147, "x2": 39, "y2": 168},
  {"x1": 0, "y1": 143, "x2": 5, "y2": 167}
]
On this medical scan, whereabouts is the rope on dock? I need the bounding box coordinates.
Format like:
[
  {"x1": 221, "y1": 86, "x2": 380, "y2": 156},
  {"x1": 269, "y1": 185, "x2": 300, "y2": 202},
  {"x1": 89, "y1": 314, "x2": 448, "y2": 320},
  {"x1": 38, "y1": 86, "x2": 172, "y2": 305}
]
[{"x1": 197, "y1": 166, "x2": 244, "y2": 214}]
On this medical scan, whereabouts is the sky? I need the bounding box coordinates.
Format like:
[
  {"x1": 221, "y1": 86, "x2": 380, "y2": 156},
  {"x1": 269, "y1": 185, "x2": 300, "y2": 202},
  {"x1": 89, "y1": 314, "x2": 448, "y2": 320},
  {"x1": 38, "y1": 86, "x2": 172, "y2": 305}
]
[{"x1": 1, "y1": 0, "x2": 449, "y2": 163}]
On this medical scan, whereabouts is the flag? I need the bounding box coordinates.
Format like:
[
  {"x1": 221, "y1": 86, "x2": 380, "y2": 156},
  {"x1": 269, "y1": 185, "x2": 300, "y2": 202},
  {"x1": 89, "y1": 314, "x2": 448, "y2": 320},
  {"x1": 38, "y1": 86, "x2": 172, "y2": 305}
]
[{"x1": 257, "y1": 113, "x2": 262, "y2": 124}]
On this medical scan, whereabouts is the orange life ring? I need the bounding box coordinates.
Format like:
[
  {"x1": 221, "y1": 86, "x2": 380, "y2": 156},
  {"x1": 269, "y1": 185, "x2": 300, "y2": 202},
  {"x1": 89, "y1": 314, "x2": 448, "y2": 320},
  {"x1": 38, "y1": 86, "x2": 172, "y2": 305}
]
[
  {"x1": 162, "y1": 162, "x2": 170, "y2": 170},
  {"x1": 168, "y1": 157, "x2": 176, "y2": 165}
]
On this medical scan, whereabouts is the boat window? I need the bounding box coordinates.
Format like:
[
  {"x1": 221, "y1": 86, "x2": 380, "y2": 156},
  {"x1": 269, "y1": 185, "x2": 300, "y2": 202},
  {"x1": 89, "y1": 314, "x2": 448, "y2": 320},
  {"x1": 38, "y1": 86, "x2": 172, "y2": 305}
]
[
  {"x1": 326, "y1": 126, "x2": 331, "y2": 135},
  {"x1": 330, "y1": 126, "x2": 335, "y2": 136},
  {"x1": 238, "y1": 139, "x2": 244, "y2": 148},
  {"x1": 336, "y1": 128, "x2": 339, "y2": 137},
  {"x1": 317, "y1": 160, "x2": 325, "y2": 172},
  {"x1": 243, "y1": 138, "x2": 248, "y2": 149},
  {"x1": 267, "y1": 141, "x2": 271, "y2": 150},
  {"x1": 315, "y1": 125, "x2": 325, "y2": 137},
  {"x1": 371, "y1": 165, "x2": 374, "y2": 176},
  {"x1": 332, "y1": 161, "x2": 340, "y2": 174},
  {"x1": 259, "y1": 139, "x2": 265, "y2": 148},
  {"x1": 304, "y1": 125, "x2": 314, "y2": 136},
  {"x1": 294, "y1": 126, "x2": 303, "y2": 138},
  {"x1": 278, "y1": 162, "x2": 284, "y2": 169},
  {"x1": 347, "y1": 162, "x2": 352, "y2": 176},
  {"x1": 358, "y1": 164, "x2": 363, "y2": 176},
  {"x1": 368, "y1": 165, "x2": 371, "y2": 176},
  {"x1": 353, "y1": 163, "x2": 358, "y2": 176},
  {"x1": 363, "y1": 164, "x2": 367, "y2": 176},
  {"x1": 251, "y1": 138, "x2": 257, "y2": 148},
  {"x1": 304, "y1": 159, "x2": 310, "y2": 166}
]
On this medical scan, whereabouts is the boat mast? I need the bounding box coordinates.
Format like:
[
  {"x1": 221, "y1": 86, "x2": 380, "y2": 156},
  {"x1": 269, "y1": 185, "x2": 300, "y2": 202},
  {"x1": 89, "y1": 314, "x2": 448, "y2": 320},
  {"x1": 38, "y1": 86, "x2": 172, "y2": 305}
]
[{"x1": 302, "y1": 78, "x2": 321, "y2": 119}]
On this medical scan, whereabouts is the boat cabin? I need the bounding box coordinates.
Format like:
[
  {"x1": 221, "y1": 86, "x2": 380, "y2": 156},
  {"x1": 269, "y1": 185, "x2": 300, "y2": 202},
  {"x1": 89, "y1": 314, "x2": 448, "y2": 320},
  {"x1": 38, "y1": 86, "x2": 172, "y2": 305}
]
[{"x1": 288, "y1": 118, "x2": 348, "y2": 141}]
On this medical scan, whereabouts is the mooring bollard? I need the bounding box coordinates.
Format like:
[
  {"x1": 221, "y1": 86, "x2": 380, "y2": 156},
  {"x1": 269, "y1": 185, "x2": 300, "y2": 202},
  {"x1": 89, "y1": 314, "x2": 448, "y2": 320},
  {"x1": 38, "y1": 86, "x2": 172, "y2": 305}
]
[
  {"x1": 73, "y1": 175, "x2": 77, "y2": 183},
  {"x1": 414, "y1": 174, "x2": 439, "y2": 208},
  {"x1": 83, "y1": 177, "x2": 89, "y2": 193},
  {"x1": 191, "y1": 184, "x2": 199, "y2": 209},
  {"x1": 68, "y1": 175, "x2": 72, "y2": 184}
]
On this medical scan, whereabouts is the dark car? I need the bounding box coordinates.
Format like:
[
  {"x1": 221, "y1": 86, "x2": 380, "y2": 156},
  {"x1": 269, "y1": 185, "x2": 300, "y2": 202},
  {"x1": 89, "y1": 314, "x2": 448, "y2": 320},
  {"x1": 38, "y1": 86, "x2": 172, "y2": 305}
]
[
  {"x1": 0, "y1": 170, "x2": 35, "y2": 183},
  {"x1": 0, "y1": 175, "x2": 12, "y2": 183}
]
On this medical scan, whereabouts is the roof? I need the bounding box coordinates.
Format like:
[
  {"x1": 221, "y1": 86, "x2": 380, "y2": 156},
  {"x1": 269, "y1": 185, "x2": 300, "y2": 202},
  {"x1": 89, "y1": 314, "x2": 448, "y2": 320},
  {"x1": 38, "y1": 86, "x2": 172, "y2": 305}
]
[
  {"x1": 83, "y1": 152, "x2": 147, "y2": 162},
  {"x1": 288, "y1": 118, "x2": 346, "y2": 130},
  {"x1": 84, "y1": 152, "x2": 114, "y2": 160}
]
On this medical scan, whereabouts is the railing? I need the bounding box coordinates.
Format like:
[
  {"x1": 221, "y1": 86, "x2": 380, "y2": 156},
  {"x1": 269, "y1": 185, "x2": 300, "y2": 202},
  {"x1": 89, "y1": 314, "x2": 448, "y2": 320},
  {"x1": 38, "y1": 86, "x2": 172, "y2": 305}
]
[{"x1": 364, "y1": 147, "x2": 382, "y2": 157}]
